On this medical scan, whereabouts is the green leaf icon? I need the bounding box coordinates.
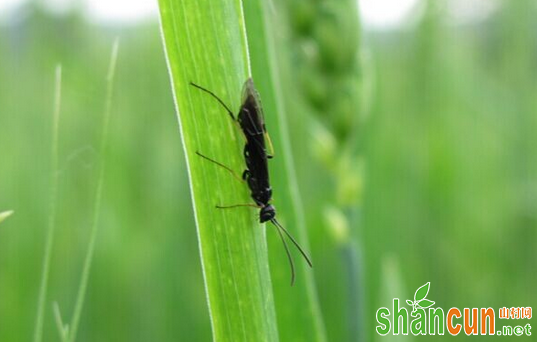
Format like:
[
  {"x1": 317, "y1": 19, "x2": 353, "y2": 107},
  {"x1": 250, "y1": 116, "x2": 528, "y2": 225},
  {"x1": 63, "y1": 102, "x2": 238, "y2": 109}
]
[
  {"x1": 406, "y1": 300, "x2": 413, "y2": 306},
  {"x1": 418, "y1": 299, "x2": 435, "y2": 308},
  {"x1": 414, "y1": 282, "x2": 430, "y2": 302}
]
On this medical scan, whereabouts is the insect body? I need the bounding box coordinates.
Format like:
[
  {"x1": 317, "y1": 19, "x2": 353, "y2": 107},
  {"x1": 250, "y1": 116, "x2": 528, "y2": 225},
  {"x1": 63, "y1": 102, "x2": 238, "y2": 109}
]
[
  {"x1": 191, "y1": 78, "x2": 312, "y2": 285},
  {"x1": 237, "y1": 79, "x2": 274, "y2": 222}
]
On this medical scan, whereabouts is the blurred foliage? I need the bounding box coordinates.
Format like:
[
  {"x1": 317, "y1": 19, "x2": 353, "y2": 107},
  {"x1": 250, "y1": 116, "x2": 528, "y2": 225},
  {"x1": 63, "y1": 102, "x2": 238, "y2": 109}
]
[
  {"x1": 361, "y1": 1, "x2": 537, "y2": 340},
  {"x1": 243, "y1": 1, "x2": 328, "y2": 341},
  {"x1": 0, "y1": 0, "x2": 536, "y2": 341},
  {"x1": 272, "y1": 1, "x2": 364, "y2": 341},
  {"x1": 0, "y1": 5, "x2": 209, "y2": 342}
]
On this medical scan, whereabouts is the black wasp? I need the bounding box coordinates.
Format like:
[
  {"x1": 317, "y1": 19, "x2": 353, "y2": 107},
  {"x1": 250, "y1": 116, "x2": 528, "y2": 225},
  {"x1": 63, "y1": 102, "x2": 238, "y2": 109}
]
[{"x1": 190, "y1": 78, "x2": 312, "y2": 285}]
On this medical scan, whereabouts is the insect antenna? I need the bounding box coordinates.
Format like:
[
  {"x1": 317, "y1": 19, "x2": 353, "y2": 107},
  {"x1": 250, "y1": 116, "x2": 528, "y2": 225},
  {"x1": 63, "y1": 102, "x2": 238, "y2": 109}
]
[
  {"x1": 271, "y1": 219, "x2": 313, "y2": 268},
  {"x1": 272, "y1": 220, "x2": 296, "y2": 286},
  {"x1": 190, "y1": 82, "x2": 236, "y2": 121}
]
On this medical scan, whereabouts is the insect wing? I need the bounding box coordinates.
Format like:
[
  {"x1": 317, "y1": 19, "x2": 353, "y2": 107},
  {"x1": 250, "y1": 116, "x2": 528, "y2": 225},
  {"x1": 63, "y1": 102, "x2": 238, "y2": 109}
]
[{"x1": 241, "y1": 78, "x2": 266, "y2": 134}]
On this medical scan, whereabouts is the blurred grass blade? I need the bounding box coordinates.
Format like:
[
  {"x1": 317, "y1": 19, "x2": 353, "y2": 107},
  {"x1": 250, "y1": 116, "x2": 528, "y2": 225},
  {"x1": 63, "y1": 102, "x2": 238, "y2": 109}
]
[
  {"x1": 158, "y1": 1, "x2": 279, "y2": 341},
  {"x1": 68, "y1": 39, "x2": 119, "y2": 342},
  {"x1": 33, "y1": 65, "x2": 62, "y2": 342},
  {"x1": 243, "y1": 1, "x2": 327, "y2": 341},
  {"x1": 53, "y1": 302, "x2": 69, "y2": 342},
  {"x1": 0, "y1": 210, "x2": 14, "y2": 224}
]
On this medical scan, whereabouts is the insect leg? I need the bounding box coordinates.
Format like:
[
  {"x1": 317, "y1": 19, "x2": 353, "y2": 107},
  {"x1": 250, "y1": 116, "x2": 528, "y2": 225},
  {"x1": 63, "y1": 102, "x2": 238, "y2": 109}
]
[
  {"x1": 215, "y1": 203, "x2": 260, "y2": 209},
  {"x1": 195, "y1": 151, "x2": 244, "y2": 183}
]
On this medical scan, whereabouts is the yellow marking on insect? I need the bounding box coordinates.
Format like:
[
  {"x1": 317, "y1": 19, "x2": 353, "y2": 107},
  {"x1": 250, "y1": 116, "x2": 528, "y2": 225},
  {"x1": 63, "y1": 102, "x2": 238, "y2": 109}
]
[{"x1": 265, "y1": 132, "x2": 275, "y2": 158}]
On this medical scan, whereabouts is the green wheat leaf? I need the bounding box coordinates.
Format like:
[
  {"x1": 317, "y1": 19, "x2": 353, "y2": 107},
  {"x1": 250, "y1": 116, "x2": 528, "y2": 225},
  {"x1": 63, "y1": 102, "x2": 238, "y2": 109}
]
[
  {"x1": 68, "y1": 39, "x2": 119, "y2": 342},
  {"x1": 34, "y1": 64, "x2": 62, "y2": 342},
  {"x1": 158, "y1": 1, "x2": 279, "y2": 341},
  {"x1": 242, "y1": 0, "x2": 327, "y2": 341}
]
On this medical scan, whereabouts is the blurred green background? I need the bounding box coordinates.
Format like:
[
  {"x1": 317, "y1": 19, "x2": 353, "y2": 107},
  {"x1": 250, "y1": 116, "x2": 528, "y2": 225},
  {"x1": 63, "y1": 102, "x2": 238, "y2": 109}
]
[{"x1": 0, "y1": 0, "x2": 535, "y2": 341}]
